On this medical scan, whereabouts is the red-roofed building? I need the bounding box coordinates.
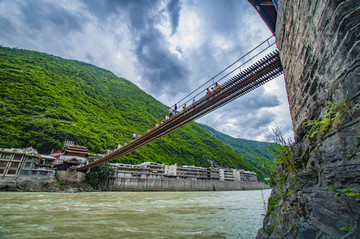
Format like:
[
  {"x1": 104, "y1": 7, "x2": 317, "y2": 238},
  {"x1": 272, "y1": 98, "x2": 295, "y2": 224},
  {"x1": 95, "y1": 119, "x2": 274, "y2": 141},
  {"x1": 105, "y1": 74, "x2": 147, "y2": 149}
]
[{"x1": 53, "y1": 145, "x2": 89, "y2": 171}]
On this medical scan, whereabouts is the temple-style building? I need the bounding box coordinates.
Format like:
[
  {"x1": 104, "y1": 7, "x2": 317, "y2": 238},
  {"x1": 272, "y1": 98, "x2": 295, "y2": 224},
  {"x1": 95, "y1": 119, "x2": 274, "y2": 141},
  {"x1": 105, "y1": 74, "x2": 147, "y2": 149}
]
[{"x1": 52, "y1": 145, "x2": 89, "y2": 170}]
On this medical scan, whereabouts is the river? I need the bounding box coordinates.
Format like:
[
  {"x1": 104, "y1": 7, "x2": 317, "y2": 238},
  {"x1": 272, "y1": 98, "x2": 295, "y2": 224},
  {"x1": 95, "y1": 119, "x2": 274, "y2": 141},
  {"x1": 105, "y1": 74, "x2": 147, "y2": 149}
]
[{"x1": 0, "y1": 189, "x2": 271, "y2": 238}]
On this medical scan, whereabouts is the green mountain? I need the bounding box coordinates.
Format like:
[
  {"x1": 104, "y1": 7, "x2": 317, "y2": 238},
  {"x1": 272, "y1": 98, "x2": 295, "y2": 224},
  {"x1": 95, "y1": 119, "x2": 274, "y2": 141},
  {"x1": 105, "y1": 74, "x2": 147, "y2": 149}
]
[
  {"x1": 0, "y1": 46, "x2": 268, "y2": 178},
  {"x1": 198, "y1": 123, "x2": 275, "y2": 176}
]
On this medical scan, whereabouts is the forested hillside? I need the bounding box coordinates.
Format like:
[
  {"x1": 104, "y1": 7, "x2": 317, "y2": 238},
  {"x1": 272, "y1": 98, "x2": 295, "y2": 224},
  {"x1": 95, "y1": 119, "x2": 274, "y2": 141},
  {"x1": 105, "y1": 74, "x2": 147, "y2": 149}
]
[
  {"x1": 198, "y1": 124, "x2": 275, "y2": 176},
  {"x1": 0, "y1": 46, "x2": 267, "y2": 178}
]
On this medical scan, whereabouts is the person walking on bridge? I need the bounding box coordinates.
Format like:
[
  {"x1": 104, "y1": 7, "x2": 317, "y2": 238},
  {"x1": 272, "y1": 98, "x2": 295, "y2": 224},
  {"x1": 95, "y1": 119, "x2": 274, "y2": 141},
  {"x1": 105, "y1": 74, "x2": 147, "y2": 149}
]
[
  {"x1": 174, "y1": 104, "x2": 178, "y2": 115},
  {"x1": 168, "y1": 108, "x2": 173, "y2": 117},
  {"x1": 216, "y1": 82, "x2": 221, "y2": 90}
]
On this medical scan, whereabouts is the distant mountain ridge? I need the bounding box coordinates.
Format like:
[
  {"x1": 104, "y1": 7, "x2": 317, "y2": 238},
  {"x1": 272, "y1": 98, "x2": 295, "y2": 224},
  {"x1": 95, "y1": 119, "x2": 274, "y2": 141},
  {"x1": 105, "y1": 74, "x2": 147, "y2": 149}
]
[
  {"x1": 0, "y1": 46, "x2": 270, "y2": 179},
  {"x1": 198, "y1": 123, "x2": 275, "y2": 176}
]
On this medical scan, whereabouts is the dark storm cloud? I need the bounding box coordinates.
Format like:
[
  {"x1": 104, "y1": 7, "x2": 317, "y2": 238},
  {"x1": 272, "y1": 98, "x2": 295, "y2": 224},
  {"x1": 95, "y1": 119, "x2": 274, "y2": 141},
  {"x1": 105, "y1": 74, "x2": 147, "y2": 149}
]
[
  {"x1": 135, "y1": 29, "x2": 189, "y2": 95},
  {"x1": 124, "y1": 0, "x2": 186, "y2": 96},
  {"x1": 78, "y1": 0, "x2": 186, "y2": 97},
  {"x1": 78, "y1": 0, "x2": 124, "y2": 18},
  {"x1": 248, "y1": 111, "x2": 275, "y2": 129},
  {"x1": 0, "y1": 16, "x2": 14, "y2": 42},
  {"x1": 166, "y1": 0, "x2": 181, "y2": 35},
  {"x1": 17, "y1": 0, "x2": 84, "y2": 34},
  {"x1": 0, "y1": 0, "x2": 89, "y2": 53},
  {"x1": 191, "y1": 0, "x2": 248, "y2": 35},
  {"x1": 85, "y1": 53, "x2": 94, "y2": 63},
  {"x1": 234, "y1": 89, "x2": 281, "y2": 111},
  {"x1": 80, "y1": 0, "x2": 161, "y2": 31}
]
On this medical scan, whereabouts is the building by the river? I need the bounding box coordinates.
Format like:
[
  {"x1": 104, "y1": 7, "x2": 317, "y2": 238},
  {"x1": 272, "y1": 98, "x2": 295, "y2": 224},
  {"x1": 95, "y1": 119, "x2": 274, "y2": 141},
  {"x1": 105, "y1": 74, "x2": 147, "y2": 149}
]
[
  {"x1": 1, "y1": 144, "x2": 258, "y2": 186},
  {"x1": 111, "y1": 162, "x2": 258, "y2": 182},
  {"x1": 52, "y1": 143, "x2": 90, "y2": 170},
  {"x1": 0, "y1": 147, "x2": 56, "y2": 183}
]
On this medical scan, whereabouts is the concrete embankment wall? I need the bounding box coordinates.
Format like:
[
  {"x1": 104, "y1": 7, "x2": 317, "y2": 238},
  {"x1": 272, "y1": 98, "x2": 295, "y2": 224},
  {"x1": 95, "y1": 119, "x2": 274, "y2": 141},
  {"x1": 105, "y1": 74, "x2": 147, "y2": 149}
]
[
  {"x1": 0, "y1": 174, "x2": 56, "y2": 186},
  {"x1": 106, "y1": 178, "x2": 270, "y2": 191}
]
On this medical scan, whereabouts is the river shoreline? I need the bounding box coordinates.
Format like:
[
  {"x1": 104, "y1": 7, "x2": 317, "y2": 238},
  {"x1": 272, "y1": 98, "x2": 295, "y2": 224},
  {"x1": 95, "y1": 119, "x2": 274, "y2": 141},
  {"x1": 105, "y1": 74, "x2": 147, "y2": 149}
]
[
  {"x1": 0, "y1": 181, "x2": 95, "y2": 193},
  {"x1": 0, "y1": 179, "x2": 270, "y2": 193}
]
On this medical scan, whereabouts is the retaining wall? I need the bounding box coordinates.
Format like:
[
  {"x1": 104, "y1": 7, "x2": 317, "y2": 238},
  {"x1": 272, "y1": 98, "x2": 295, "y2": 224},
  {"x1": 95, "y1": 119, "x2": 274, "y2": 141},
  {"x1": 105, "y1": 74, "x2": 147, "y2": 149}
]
[
  {"x1": 56, "y1": 169, "x2": 86, "y2": 183},
  {"x1": 0, "y1": 173, "x2": 56, "y2": 186},
  {"x1": 106, "y1": 177, "x2": 270, "y2": 191}
]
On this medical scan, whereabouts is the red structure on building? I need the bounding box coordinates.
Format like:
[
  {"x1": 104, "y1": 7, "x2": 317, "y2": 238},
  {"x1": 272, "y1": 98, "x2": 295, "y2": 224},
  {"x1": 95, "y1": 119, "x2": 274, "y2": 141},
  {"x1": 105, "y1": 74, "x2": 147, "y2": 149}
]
[{"x1": 53, "y1": 145, "x2": 89, "y2": 171}]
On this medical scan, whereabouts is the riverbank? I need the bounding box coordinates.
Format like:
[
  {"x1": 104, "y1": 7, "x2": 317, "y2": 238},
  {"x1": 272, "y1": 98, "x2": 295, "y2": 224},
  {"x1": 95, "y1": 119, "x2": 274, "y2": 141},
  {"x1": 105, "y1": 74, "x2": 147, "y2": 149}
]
[
  {"x1": 0, "y1": 178, "x2": 270, "y2": 192},
  {"x1": 107, "y1": 177, "x2": 270, "y2": 191},
  {"x1": 0, "y1": 181, "x2": 95, "y2": 193}
]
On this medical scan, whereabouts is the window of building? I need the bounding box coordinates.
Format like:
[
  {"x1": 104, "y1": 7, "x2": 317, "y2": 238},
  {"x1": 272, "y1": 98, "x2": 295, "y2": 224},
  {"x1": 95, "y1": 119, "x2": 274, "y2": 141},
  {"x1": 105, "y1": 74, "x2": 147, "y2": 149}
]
[
  {"x1": 7, "y1": 169, "x2": 17, "y2": 175},
  {"x1": 25, "y1": 162, "x2": 31, "y2": 167},
  {"x1": 31, "y1": 171, "x2": 37, "y2": 175},
  {"x1": 0, "y1": 169, "x2": 4, "y2": 174},
  {"x1": 20, "y1": 170, "x2": 29, "y2": 175},
  {"x1": 26, "y1": 156, "x2": 36, "y2": 161},
  {"x1": 40, "y1": 171, "x2": 48, "y2": 175},
  {"x1": 0, "y1": 161, "x2": 7, "y2": 167},
  {"x1": 13, "y1": 154, "x2": 22, "y2": 161},
  {"x1": 10, "y1": 162, "x2": 20, "y2": 168},
  {"x1": 0, "y1": 153, "x2": 10, "y2": 159}
]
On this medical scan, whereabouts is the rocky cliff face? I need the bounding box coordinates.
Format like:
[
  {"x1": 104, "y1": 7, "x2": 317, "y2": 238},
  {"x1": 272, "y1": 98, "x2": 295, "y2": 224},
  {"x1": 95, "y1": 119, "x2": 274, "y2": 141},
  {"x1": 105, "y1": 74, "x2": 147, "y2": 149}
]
[{"x1": 257, "y1": 0, "x2": 360, "y2": 238}]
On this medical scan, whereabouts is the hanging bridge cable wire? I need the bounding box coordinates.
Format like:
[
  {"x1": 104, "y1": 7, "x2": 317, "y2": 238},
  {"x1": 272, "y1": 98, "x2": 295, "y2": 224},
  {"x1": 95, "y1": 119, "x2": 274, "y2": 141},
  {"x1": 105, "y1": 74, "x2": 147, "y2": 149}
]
[
  {"x1": 173, "y1": 35, "x2": 276, "y2": 109},
  {"x1": 177, "y1": 40, "x2": 276, "y2": 110}
]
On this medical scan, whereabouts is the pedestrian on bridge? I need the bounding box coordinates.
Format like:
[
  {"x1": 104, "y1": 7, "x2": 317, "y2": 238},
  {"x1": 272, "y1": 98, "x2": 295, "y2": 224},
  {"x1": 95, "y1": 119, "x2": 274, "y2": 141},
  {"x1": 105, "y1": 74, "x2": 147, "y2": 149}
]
[
  {"x1": 183, "y1": 103, "x2": 186, "y2": 111},
  {"x1": 216, "y1": 82, "x2": 221, "y2": 90},
  {"x1": 133, "y1": 133, "x2": 136, "y2": 140},
  {"x1": 206, "y1": 88, "x2": 211, "y2": 96},
  {"x1": 168, "y1": 108, "x2": 173, "y2": 117},
  {"x1": 174, "y1": 104, "x2": 178, "y2": 115}
]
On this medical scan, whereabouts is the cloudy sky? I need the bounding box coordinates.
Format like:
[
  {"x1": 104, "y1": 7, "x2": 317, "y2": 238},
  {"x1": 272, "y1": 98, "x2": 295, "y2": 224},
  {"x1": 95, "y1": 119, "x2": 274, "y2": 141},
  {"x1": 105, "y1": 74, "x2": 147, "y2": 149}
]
[{"x1": 0, "y1": 0, "x2": 294, "y2": 142}]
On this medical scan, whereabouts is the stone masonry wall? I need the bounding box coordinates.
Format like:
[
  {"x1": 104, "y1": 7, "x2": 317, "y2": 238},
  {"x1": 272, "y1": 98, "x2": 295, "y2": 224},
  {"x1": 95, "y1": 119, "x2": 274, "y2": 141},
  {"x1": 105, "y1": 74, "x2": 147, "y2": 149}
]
[
  {"x1": 106, "y1": 178, "x2": 270, "y2": 191},
  {"x1": 258, "y1": 0, "x2": 359, "y2": 238},
  {"x1": 56, "y1": 169, "x2": 86, "y2": 184}
]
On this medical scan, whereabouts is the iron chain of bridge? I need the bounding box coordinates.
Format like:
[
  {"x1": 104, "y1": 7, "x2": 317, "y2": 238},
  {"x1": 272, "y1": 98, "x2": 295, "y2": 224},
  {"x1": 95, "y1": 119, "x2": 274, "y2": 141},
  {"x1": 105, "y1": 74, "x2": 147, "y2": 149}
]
[{"x1": 79, "y1": 49, "x2": 283, "y2": 170}]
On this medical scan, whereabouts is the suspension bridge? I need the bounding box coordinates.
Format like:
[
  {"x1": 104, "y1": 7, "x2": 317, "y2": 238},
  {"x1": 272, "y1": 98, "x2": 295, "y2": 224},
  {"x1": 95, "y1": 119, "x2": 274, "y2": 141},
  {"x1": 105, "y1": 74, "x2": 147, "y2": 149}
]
[{"x1": 79, "y1": 36, "x2": 283, "y2": 170}]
